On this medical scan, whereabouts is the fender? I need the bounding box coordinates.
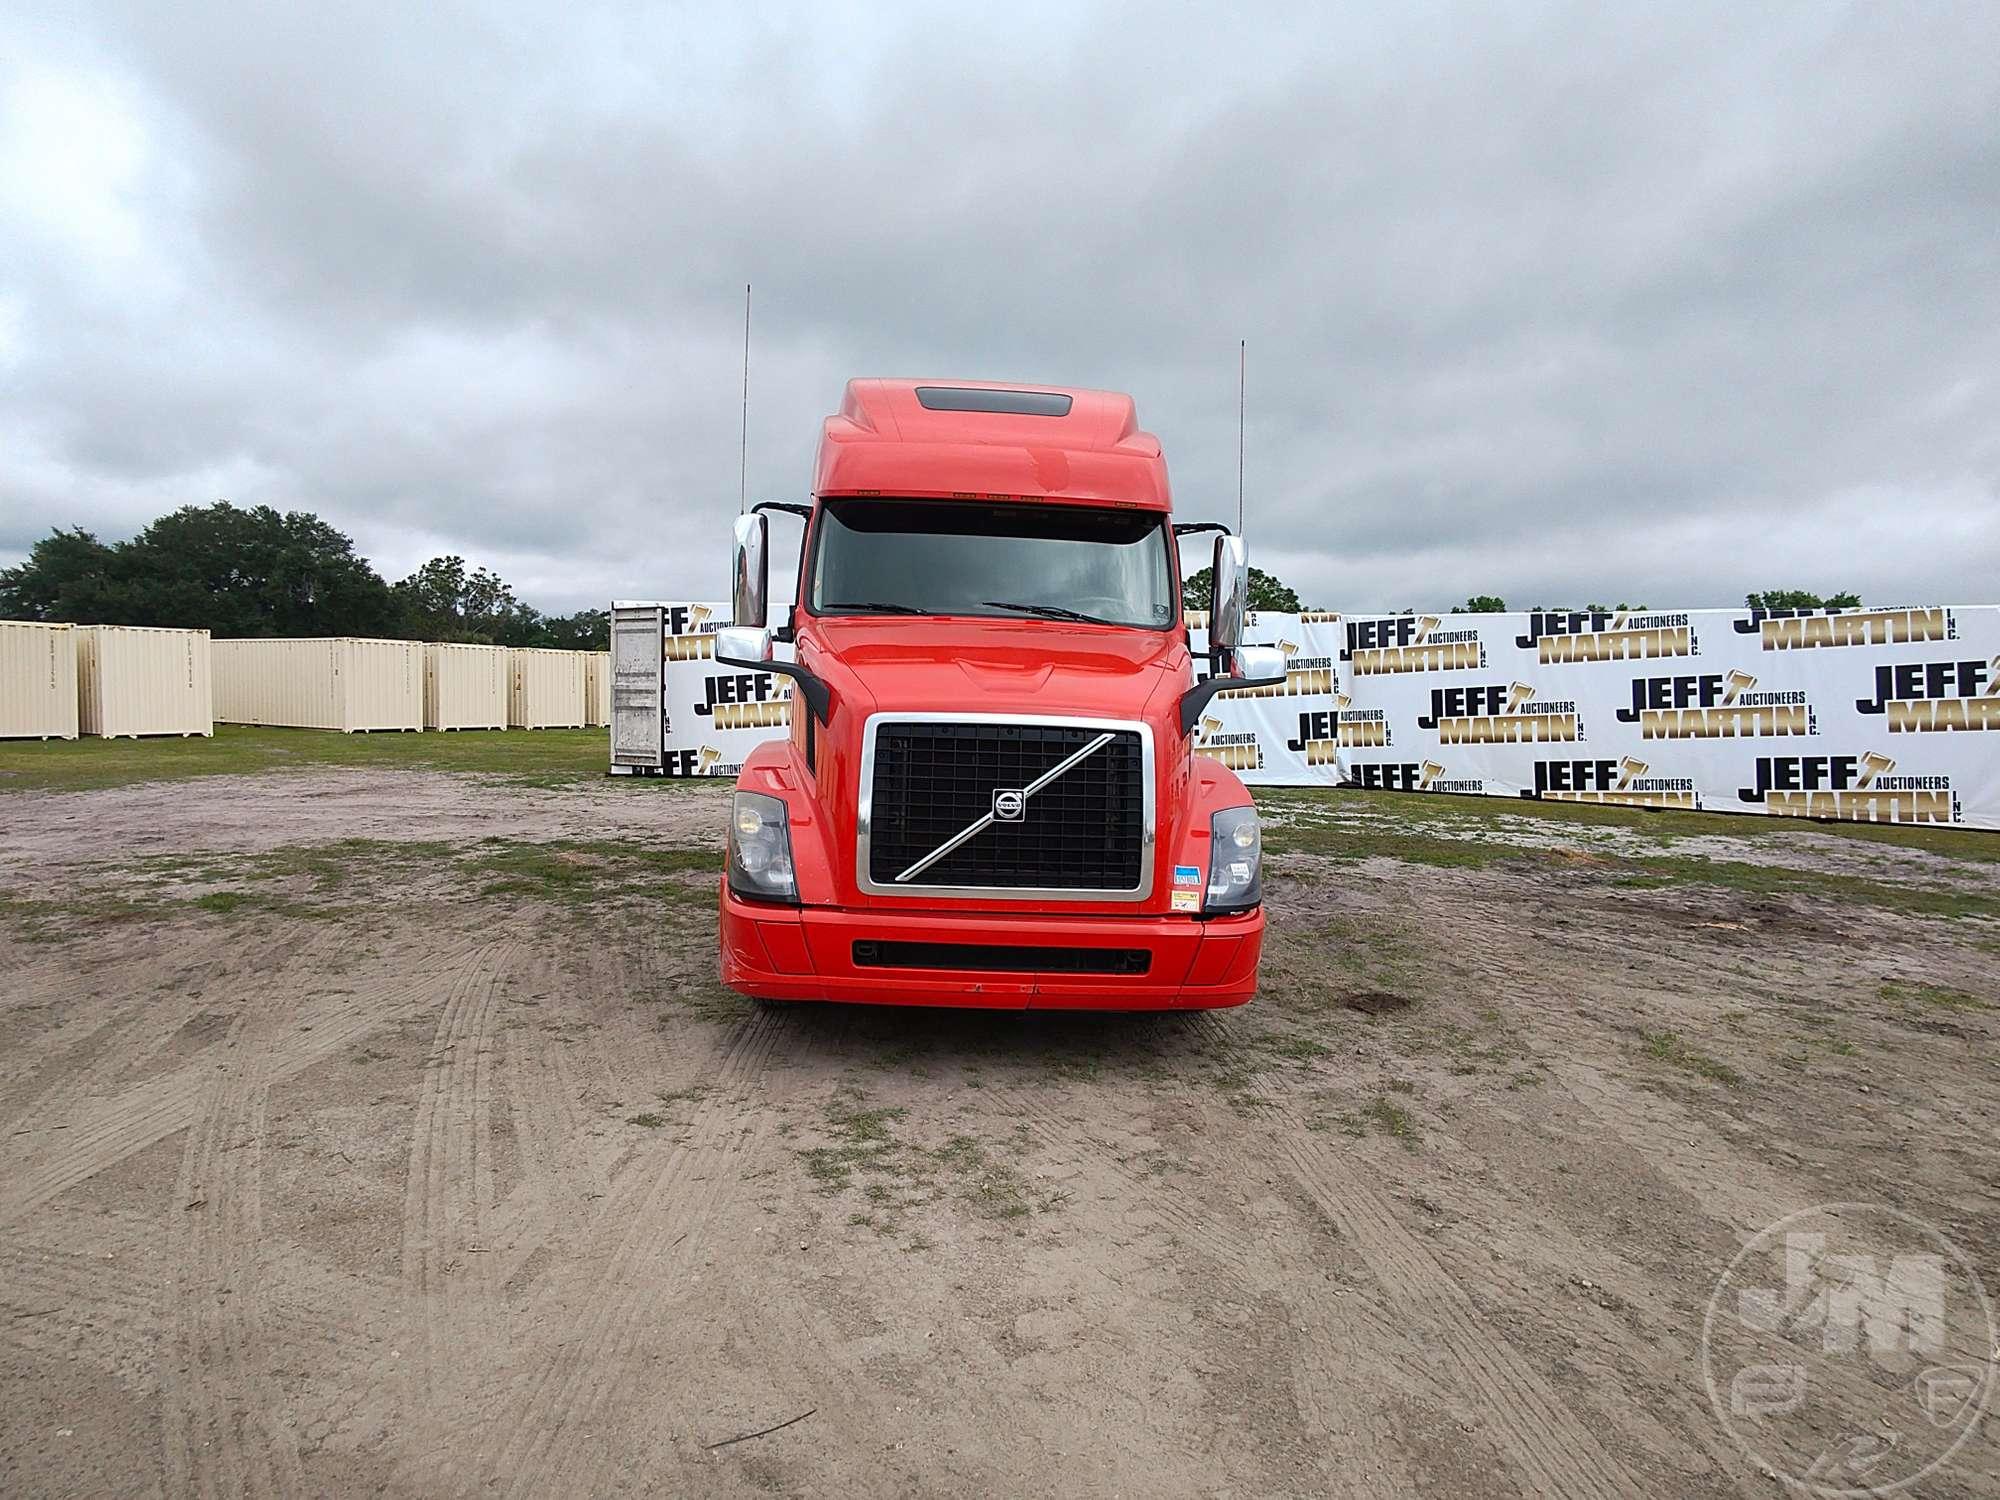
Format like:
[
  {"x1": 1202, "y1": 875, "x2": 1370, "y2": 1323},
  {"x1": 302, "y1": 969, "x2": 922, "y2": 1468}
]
[{"x1": 1166, "y1": 753, "x2": 1258, "y2": 885}]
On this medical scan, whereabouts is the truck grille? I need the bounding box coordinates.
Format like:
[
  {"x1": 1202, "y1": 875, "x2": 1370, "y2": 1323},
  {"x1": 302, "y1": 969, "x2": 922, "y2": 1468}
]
[{"x1": 866, "y1": 721, "x2": 1146, "y2": 892}]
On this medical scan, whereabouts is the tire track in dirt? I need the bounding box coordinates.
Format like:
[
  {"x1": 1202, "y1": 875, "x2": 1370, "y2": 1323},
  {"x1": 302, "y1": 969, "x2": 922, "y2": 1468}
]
[
  {"x1": 155, "y1": 933, "x2": 497, "y2": 1497},
  {"x1": 0, "y1": 1238, "x2": 162, "y2": 1323},
  {"x1": 989, "y1": 1071, "x2": 1252, "y2": 1273},
  {"x1": 1175, "y1": 1027, "x2": 1424, "y2": 1497},
  {"x1": 472, "y1": 1003, "x2": 797, "y2": 1497},
  {"x1": 160, "y1": 1003, "x2": 306, "y2": 1500},
  {"x1": 262, "y1": 1267, "x2": 404, "y2": 1462},
  {"x1": 0, "y1": 928, "x2": 288, "y2": 1134},
  {"x1": 977, "y1": 1053, "x2": 1409, "y2": 1498},
  {"x1": 1245, "y1": 1055, "x2": 1641, "y2": 1500},
  {"x1": 690, "y1": 1273, "x2": 919, "y2": 1484},
  {"x1": 473, "y1": 933, "x2": 673, "y2": 1295},
  {"x1": 485, "y1": 1032, "x2": 608, "y2": 1292},
  {"x1": 399, "y1": 943, "x2": 511, "y2": 1407},
  {"x1": 0, "y1": 934, "x2": 486, "y2": 1229},
  {"x1": 0, "y1": 1230, "x2": 165, "y2": 1376},
  {"x1": 0, "y1": 924, "x2": 350, "y2": 1227},
  {"x1": 1274, "y1": 867, "x2": 1918, "y2": 1493}
]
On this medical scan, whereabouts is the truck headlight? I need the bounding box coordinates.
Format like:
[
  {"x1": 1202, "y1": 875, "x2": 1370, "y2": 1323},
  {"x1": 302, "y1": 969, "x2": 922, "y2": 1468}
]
[
  {"x1": 728, "y1": 791, "x2": 797, "y2": 902},
  {"x1": 1205, "y1": 806, "x2": 1262, "y2": 912}
]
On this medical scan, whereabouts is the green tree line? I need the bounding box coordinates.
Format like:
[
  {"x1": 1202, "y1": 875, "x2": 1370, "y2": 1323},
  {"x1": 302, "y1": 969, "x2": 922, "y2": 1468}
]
[
  {"x1": 1453, "y1": 590, "x2": 1862, "y2": 614},
  {"x1": 1180, "y1": 565, "x2": 1303, "y2": 613},
  {"x1": 0, "y1": 503, "x2": 609, "y2": 649}
]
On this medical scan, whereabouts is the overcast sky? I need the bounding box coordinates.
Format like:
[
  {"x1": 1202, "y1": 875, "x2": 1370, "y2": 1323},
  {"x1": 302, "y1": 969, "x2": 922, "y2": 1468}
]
[{"x1": 3, "y1": 2, "x2": 1996, "y2": 614}]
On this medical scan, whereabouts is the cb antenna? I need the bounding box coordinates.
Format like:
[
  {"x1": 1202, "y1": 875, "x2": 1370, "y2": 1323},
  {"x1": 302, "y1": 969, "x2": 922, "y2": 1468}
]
[
  {"x1": 1236, "y1": 338, "x2": 1246, "y2": 535},
  {"x1": 738, "y1": 283, "x2": 751, "y2": 515}
]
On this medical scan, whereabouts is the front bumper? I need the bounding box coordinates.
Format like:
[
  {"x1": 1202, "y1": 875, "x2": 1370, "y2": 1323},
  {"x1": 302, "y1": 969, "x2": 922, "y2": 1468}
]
[{"x1": 718, "y1": 885, "x2": 1263, "y2": 1010}]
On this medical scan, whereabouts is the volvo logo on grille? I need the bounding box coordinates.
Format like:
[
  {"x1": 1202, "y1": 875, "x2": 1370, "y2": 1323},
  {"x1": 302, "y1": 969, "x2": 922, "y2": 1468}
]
[{"x1": 992, "y1": 788, "x2": 1027, "y2": 822}]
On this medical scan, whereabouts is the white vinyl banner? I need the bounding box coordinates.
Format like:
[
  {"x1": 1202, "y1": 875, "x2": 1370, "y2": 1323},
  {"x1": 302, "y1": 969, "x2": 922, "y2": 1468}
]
[
  {"x1": 653, "y1": 601, "x2": 799, "y2": 780},
  {"x1": 645, "y1": 600, "x2": 2000, "y2": 833},
  {"x1": 1335, "y1": 605, "x2": 2000, "y2": 832},
  {"x1": 1186, "y1": 610, "x2": 1347, "y2": 786}
]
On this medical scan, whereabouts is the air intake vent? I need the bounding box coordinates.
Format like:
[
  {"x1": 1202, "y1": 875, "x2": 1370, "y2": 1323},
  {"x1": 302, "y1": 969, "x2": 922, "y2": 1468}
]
[{"x1": 852, "y1": 942, "x2": 1150, "y2": 975}]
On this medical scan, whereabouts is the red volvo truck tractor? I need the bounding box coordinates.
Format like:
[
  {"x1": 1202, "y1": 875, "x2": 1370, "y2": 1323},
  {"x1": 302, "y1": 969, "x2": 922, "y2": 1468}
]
[{"x1": 713, "y1": 379, "x2": 1285, "y2": 1010}]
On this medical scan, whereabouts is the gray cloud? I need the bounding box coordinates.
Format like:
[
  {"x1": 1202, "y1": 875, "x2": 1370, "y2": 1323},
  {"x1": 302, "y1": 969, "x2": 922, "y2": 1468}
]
[{"x1": 3, "y1": 1, "x2": 1996, "y2": 614}]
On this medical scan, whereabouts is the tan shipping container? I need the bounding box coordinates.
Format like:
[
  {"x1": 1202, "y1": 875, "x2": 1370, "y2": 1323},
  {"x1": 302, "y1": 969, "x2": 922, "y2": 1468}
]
[
  {"x1": 585, "y1": 650, "x2": 612, "y2": 727},
  {"x1": 424, "y1": 642, "x2": 509, "y2": 730},
  {"x1": 76, "y1": 625, "x2": 213, "y2": 738},
  {"x1": 509, "y1": 647, "x2": 588, "y2": 729},
  {"x1": 213, "y1": 637, "x2": 423, "y2": 732},
  {"x1": 0, "y1": 620, "x2": 79, "y2": 740}
]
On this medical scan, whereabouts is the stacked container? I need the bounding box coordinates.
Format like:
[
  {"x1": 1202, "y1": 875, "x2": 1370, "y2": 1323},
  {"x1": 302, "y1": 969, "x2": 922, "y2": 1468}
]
[
  {"x1": 213, "y1": 637, "x2": 423, "y2": 731},
  {"x1": 424, "y1": 643, "x2": 509, "y2": 730},
  {"x1": 0, "y1": 620, "x2": 79, "y2": 740},
  {"x1": 76, "y1": 625, "x2": 213, "y2": 737},
  {"x1": 508, "y1": 647, "x2": 588, "y2": 729}
]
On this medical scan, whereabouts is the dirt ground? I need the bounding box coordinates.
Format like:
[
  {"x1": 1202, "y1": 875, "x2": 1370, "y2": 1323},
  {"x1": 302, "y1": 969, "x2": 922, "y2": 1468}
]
[{"x1": 2, "y1": 768, "x2": 1996, "y2": 1498}]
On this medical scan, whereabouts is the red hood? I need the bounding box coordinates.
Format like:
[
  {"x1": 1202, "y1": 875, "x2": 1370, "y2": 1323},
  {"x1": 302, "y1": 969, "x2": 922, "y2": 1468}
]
[{"x1": 799, "y1": 616, "x2": 1188, "y2": 722}]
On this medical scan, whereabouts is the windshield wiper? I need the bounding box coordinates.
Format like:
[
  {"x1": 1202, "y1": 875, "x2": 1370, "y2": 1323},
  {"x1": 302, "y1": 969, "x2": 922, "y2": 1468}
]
[
  {"x1": 820, "y1": 600, "x2": 927, "y2": 615},
  {"x1": 980, "y1": 600, "x2": 1117, "y2": 625}
]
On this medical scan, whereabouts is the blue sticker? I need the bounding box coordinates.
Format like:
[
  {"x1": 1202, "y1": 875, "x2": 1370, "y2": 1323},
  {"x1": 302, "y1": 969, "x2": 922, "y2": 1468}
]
[{"x1": 1174, "y1": 864, "x2": 1202, "y2": 886}]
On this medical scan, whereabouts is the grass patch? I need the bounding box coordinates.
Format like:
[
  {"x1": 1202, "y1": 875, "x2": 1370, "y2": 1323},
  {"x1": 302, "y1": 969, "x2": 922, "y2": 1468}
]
[
  {"x1": 466, "y1": 838, "x2": 720, "y2": 905},
  {"x1": 797, "y1": 1092, "x2": 911, "y2": 1195},
  {"x1": 1366, "y1": 1097, "x2": 1421, "y2": 1148},
  {"x1": 1638, "y1": 1028, "x2": 1742, "y2": 1086},
  {"x1": 0, "y1": 724, "x2": 647, "y2": 795},
  {"x1": 7, "y1": 832, "x2": 719, "y2": 941},
  {"x1": 191, "y1": 890, "x2": 254, "y2": 914},
  {"x1": 0, "y1": 892, "x2": 166, "y2": 941},
  {"x1": 1621, "y1": 855, "x2": 1999, "y2": 921},
  {"x1": 1265, "y1": 913, "x2": 1428, "y2": 1012},
  {"x1": 797, "y1": 1090, "x2": 1064, "y2": 1232},
  {"x1": 1265, "y1": 793, "x2": 1998, "y2": 921},
  {"x1": 1261, "y1": 817, "x2": 1529, "y2": 868},
  {"x1": 626, "y1": 1112, "x2": 665, "y2": 1129},
  {"x1": 1257, "y1": 1032, "x2": 1333, "y2": 1062},
  {"x1": 243, "y1": 839, "x2": 456, "y2": 891},
  {"x1": 1255, "y1": 785, "x2": 2000, "y2": 863},
  {"x1": 669, "y1": 979, "x2": 751, "y2": 1024},
  {"x1": 123, "y1": 835, "x2": 715, "y2": 913},
  {"x1": 1879, "y1": 981, "x2": 1989, "y2": 1012}
]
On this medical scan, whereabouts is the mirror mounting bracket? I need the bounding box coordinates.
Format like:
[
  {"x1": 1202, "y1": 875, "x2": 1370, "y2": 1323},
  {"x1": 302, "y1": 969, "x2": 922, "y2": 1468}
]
[
  {"x1": 1179, "y1": 670, "x2": 1286, "y2": 736},
  {"x1": 717, "y1": 654, "x2": 832, "y2": 725}
]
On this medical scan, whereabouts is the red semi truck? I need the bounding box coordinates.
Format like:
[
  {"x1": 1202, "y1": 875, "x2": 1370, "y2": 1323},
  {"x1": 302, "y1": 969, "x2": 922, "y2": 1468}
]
[{"x1": 714, "y1": 379, "x2": 1284, "y2": 1010}]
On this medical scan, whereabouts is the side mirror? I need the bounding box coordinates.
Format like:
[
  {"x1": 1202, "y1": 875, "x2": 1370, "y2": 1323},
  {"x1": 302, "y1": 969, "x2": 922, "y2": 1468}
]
[
  {"x1": 1231, "y1": 644, "x2": 1285, "y2": 681},
  {"x1": 731, "y1": 512, "x2": 768, "y2": 629},
  {"x1": 714, "y1": 625, "x2": 773, "y2": 663},
  {"x1": 1209, "y1": 534, "x2": 1249, "y2": 651}
]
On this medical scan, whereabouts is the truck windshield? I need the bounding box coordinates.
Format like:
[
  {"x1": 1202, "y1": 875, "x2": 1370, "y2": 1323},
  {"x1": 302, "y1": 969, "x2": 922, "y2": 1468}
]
[{"x1": 808, "y1": 499, "x2": 1175, "y2": 628}]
